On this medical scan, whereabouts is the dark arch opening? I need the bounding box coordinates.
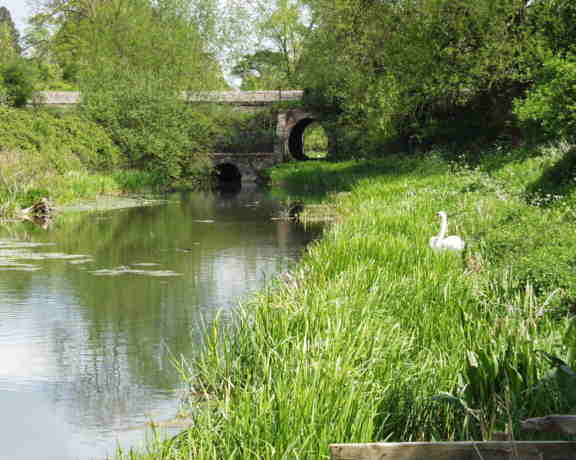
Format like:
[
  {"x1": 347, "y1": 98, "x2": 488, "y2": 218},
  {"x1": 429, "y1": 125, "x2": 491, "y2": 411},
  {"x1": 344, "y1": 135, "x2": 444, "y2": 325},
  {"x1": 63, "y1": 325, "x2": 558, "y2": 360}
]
[
  {"x1": 214, "y1": 163, "x2": 242, "y2": 183},
  {"x1": 288, "y1": 118, "x2": 328, "y2": 160}
]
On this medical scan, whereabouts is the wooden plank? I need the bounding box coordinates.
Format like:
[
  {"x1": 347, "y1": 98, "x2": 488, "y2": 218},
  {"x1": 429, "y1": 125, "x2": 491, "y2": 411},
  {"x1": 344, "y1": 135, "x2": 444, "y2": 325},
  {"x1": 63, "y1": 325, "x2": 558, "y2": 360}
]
[
  {"x1": 330, "y1": 441, "x2": 576, "y2": 460},
  {"x1": 522, "y1": 415, "x2": 576, "y2": 435}
]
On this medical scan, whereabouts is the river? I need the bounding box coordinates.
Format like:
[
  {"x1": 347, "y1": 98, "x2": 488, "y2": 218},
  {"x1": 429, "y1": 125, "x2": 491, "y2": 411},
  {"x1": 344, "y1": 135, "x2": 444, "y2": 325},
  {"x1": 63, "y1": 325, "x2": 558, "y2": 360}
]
[{"x1": 0, "y1": 185, "x2": 321, "y2": 460}]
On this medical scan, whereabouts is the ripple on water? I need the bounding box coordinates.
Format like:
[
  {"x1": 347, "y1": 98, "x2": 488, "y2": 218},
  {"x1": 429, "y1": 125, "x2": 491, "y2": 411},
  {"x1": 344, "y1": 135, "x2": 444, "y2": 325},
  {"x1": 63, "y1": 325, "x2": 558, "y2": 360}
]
[
  {"x1": 0, "y1": 240, "x2": 91, "y2": 271},
  {"x1": 0, "y1": 241, "x2": 55, "y2": 249},
  {"x1": 0, "y1": 264, "x2": 42, "y2": 271},
  {"x1": 90, "y1": 266, "x2": 181, "y2": 277}
]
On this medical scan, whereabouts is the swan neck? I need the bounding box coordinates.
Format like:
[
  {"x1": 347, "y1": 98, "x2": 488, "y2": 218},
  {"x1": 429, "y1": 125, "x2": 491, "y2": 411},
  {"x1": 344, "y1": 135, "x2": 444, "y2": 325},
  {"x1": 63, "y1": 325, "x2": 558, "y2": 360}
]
[{"x1": 438, "y1": 214, "x2": 448, "y2": 238}]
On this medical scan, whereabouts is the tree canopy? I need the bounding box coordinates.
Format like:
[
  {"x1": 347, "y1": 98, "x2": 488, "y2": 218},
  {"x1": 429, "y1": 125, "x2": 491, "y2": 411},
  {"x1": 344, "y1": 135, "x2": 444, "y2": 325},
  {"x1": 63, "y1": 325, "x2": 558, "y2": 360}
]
[
  {"x1": 251, "y1": 0, "x2": 576, "y2": 155},
  {"x1": 226, "y1": 0, "x2": 313, "y2": 90},
  {"x1": 7, "y1": 0, "x2": 576, "y2": 153},
  {"x1": 0, "y1": 6, "x2": 21, "y2": 62},
  {"x1": 28, "y1": 0, "x2": 227, "y2": 90}
]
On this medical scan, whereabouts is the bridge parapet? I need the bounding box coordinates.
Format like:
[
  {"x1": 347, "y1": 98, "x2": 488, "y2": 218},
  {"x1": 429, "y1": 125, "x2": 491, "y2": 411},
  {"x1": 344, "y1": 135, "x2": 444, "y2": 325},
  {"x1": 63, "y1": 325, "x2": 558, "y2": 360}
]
[
  {"x1": 184, "y1": 90, "x2": 303, "y2": 106},
  {"x1": 33, "y1": 90, "x2": 304, "y2": 106},
  {"x1": 33, "y1": 91, "x2": 81, "y2": 105}
]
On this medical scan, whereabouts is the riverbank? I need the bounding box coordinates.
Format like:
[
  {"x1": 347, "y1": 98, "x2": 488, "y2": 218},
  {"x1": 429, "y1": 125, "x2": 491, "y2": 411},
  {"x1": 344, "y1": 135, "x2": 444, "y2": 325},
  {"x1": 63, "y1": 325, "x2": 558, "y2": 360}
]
[
  {"x1": 118, "y1": 140, "x2": 576, "y2": 459},
  {"x1": 0, "y1": 106, "x2": 187, "y2": 220}
]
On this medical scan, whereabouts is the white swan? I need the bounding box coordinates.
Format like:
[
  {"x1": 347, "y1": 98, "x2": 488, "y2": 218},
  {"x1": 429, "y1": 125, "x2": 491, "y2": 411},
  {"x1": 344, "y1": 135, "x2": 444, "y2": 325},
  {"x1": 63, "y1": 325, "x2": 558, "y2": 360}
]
[{"x1": 429, "y1": 211, "x2": 465, "y2": 252}]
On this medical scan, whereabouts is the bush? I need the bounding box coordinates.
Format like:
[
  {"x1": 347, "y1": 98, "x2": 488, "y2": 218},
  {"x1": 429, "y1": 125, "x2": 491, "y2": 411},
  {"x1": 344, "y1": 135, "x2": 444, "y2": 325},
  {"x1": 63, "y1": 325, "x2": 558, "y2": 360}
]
[
  {"x1": 514, "y1": 54, "x2": 576, "y2": 141},
  {"x1": 80, "y1": 71, "x2": 219, "y2": 182},
  {"x1": 0, "y1": 106, "x2": 121, "y2": 171},
  {"x1": 0, "y1": 74, "x2": 9, "y2": 105},
  {"x1": 0, "y1": 106, "x2": 123, "y2": 215},
  {"x1": 0, "y1": 59, "x2": 38, "y2": 107}
]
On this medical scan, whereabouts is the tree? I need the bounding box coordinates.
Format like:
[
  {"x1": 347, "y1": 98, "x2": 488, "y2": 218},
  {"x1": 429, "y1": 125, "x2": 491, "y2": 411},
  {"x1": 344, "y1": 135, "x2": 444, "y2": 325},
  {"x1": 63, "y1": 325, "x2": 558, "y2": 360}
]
[
  {"x1": 256, "y1": 0, "x2": 310, "y2": 88},
  {"x1": 29, "y1": 0, "x2": 227, "y2": 90},
  {"x1": 227, "y1": 0, "x2": 313, "y2": 90},
  {"x1": 0, "y1": 7, "x2": 21, "y2": 63},
  {"x1": 232, "y1": 50, "x2": 287, "y2": 90},
  {"x1": 527, "y1": 0, "x2": 576, "y2": 56},
  {"x1": 298, "y1": 0, "x2": 540, "y2": 155}
]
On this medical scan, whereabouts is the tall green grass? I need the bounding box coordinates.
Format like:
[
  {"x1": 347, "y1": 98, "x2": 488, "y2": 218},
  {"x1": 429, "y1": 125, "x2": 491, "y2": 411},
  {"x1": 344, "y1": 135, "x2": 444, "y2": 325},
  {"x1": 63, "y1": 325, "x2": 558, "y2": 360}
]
[{"x1": 118, "y1": 142, "x2": 576, "y2": 459}]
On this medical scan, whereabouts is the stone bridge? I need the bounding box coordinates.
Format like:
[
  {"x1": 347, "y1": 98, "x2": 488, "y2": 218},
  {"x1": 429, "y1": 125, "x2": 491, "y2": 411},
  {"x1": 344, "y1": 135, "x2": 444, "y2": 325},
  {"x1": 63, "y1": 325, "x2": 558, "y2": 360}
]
[{"x1": 35, "y1": 90, "x2": 325, "y2": 183}]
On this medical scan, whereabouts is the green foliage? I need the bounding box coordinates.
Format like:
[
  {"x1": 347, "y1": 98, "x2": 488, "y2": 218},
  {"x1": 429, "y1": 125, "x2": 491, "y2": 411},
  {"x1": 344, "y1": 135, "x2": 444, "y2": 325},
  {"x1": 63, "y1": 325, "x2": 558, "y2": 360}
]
[
  {"x1": 0, "y1": 9, "x2": 40, "y2": 107},
  {"x1": 0, "y1": 73, "x2": 8, "y2": 105},
  {"x1": 538, "y1": 352, "x2": 576, "y2": 410},
  {"x1": 33, "y1": 59, "x2": 77, "y2": 91},
  {"x1": 230, "y1": 0, "x2": 312, "y2": 90},
  {"x1": 25, "y1": 0, "x2": 228, "y2": 182},
  {"x1": 302, "y1": 121, "x2": 328, "y2": 158},
  {"x1": 32, "y1": 0, "x2": 226, "y2": 90},
  {"x1": 79, "y1": 69, "x2": 218, "y2": 181},
  {"x1": 213, "y1": 107, "x2": 277, "y2": 153},
  {"x1": 232, "y1": 50, "x2": 289, "y2": 90},
  {"x1": 0, "y1": 106, "x2": 120, "y2": 169},
  {"x1": 527, "y1": 0, "x2": 576, "y2": 56},
  {"x1": 0, "y1": 106, "x2": 123, "y2": 216},
  {"x1": 0, "y1": 6, "x2": 20, "y2": 59},
  {"x1": 299, "y1": 0, "x2": 544, "y2": 156},
  {"x1": 514, "y1": 54, "x2": 576, "y2": 140},
  {"x1": 0, "y1": 59, "x2": 39, "y2": 107}
]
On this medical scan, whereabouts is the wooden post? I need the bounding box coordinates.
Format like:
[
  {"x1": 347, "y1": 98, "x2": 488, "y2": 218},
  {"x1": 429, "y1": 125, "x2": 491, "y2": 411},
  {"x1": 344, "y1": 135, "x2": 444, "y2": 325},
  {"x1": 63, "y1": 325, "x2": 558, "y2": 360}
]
[{"x1": 329, "y1": 441, "x2": 576, "y2": 460}]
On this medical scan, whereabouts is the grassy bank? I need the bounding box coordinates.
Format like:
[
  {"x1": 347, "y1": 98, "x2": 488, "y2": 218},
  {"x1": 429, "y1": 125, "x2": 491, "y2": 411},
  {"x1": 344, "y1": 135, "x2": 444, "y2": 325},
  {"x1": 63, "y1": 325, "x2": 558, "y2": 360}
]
[
  {"x1": 119, "y1": 141, "x2": 576, "y2": 459},
  {"x1": 0, "y1": 106, "x2": 167, "y2": 218}
]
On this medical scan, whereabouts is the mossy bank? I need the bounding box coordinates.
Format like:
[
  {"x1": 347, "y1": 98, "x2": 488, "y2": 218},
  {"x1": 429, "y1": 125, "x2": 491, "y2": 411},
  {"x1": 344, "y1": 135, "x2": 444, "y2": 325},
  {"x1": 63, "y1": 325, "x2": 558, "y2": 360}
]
[{"x1": 118, "y1": 141, "x2": 576, "y2": 459}]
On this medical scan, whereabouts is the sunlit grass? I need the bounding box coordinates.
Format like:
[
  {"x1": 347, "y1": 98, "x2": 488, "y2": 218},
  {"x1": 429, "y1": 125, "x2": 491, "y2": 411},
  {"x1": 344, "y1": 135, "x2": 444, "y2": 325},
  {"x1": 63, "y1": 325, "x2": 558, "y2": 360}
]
[
  {"x1": 303, "y1": 121, "x2": 328, "y2": 159},
  {"x1": 0, "y1": 151, "x2": 167, "y2": 219},
  {"x1": 117, "y1": 142, "x2": 576, "y2": 459}
]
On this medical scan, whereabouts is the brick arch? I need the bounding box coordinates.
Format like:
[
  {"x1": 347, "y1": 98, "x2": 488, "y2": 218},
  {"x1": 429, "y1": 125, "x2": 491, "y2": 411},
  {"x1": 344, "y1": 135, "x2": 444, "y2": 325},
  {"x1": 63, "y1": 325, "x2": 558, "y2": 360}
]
[
  {"x1": 279, "y1": 109, "x2": 329, "y2": 161},
  {"x1": 211, "y1": 153, "x2": 279, "y2": 184}
]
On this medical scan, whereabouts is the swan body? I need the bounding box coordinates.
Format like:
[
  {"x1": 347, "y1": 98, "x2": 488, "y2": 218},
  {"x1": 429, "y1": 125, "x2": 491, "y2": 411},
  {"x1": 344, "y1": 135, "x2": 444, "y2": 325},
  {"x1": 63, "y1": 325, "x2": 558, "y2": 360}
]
[{"x1": 429, "y1": 211, "x2": 465, "y2": 252}]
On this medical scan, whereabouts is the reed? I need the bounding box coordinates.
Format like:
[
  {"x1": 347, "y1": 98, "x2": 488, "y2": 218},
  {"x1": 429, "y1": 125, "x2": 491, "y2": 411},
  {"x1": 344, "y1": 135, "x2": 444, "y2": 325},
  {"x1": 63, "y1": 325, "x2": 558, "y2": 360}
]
[{"x1": 118, "y1": 142, "x2": 576, "y2": 459}]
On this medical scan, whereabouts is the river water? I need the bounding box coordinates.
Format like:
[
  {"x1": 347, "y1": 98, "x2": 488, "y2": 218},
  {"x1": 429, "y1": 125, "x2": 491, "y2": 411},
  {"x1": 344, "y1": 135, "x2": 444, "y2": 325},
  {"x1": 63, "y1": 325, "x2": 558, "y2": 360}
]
[{"x1": 0, "y1": 186, "x2": 321, "y2": 460}]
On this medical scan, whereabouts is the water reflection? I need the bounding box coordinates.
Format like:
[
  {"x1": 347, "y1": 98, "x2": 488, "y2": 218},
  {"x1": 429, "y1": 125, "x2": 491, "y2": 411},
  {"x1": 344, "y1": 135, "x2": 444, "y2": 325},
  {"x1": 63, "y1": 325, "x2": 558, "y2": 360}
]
[{"x1": 0, "y1": 186, "x2": 322, "y2": 459}]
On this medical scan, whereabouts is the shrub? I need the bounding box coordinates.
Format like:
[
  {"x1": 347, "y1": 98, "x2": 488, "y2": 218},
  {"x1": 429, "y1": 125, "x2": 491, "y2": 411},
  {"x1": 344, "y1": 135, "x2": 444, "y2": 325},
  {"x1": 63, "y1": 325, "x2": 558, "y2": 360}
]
[
  {"x1": 80, "y1": 71, "x2": 219, "y2": 182},
  {"x1": 514, "y1": 54, "x2": 576, "y2": 141},
  {"x1": 0, "y1": 74, "x2": 9, "y2": 105},
  {"x1": 0, "y1": 106, "x2": 121, "y2": 171},
  {"x1": 0, "y1": 107, "x2": 124, "y2": 216},
  {"x1": 0, "y1": 59, "x2": 38, "y2": 107}
]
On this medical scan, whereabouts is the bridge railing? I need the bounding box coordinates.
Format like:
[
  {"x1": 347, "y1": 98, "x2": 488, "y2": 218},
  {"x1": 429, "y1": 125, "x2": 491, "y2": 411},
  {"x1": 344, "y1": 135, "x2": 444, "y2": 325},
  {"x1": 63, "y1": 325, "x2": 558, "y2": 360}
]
[{"x1": 31, "y1": 90, "x2": 304, "y2": 106}]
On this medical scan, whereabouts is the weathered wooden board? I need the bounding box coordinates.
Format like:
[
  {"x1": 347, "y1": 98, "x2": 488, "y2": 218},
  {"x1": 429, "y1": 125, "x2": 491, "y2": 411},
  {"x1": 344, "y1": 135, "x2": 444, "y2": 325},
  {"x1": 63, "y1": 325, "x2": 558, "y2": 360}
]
[
  {"x1": 522, "y1": 416, "x2": 576, "y2": 435},
  {"x1": 330, "y1": 441, "x2": 576, "y2": 460}
]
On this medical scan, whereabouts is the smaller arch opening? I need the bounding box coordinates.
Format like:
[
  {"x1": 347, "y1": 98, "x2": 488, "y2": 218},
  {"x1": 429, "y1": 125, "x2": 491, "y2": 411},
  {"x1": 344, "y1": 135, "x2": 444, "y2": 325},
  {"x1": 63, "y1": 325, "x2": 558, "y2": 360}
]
[
  {"x1": 214, "y1": 163, "x2": 242, "y2": 183},
  {"x1": 289, "y1": 118, "x2": 328, "y2": 160}
]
